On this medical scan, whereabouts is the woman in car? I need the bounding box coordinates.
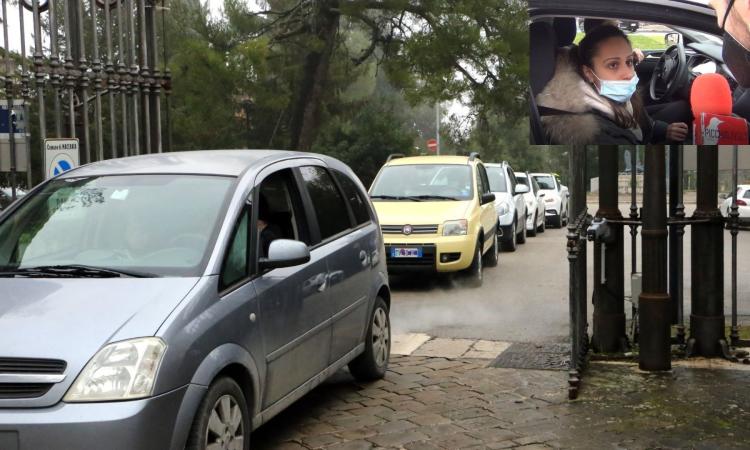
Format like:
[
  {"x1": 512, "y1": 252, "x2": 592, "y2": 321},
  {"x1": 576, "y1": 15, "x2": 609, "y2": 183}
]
[{"x1": 536, "y1": 24, "x2": 689, "y2": 145}]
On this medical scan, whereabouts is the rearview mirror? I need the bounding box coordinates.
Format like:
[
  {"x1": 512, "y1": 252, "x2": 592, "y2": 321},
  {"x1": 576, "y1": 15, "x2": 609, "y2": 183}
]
[
  {"x1": 481, "y1": 193, "x2": 496, "y2": 205},
  {"x1": 665, "y1": 32, "x2": 681, "y2": 45},
  {"x1": 515, "y1": 184, "x2": 530, "y2": 194},
  {"x1": 259, "y1": 239, "x2": 310, "y2": 270}
]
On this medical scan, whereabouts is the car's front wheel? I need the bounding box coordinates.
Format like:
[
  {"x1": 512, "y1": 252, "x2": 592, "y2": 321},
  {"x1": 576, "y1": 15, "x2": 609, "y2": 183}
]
[
  {"x1": 349, "y1": 297, "x2": 390, "y2": 381},
  {"x1": 464, "y1": 241, "x2": 484, "y2": 287},
  {"x1": 538, "y1": 214, "x2": 546, "y2": 233},
  {"x1": 517, "y1": 216, "x2": 527, "y2": 244},
  {"x1": 186, "y1": 377, "x2": 251, "y2": 450},
  {"x1": 528, "y1": 212, "x2": 537, "y2": 237},
  {"x1": 501, "y1": 221, "x2": 517, "y2": 252},
  {"x1": 484, "y1": 231, "x2": 499, "y2": 267}
]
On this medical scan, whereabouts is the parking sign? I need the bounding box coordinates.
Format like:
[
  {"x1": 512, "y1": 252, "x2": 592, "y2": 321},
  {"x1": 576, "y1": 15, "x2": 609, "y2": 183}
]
[{"x1": 45, "y1": 139, "x2": 80, "y2": 179}]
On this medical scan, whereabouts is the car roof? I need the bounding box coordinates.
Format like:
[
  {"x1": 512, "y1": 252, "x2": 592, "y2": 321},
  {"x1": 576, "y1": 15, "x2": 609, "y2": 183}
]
[
  {"x1": 386, "y1": 155, "x2": 472, "y2": 166},
  {"x1": 59, "y1": 150, "x2": 311, "y2": 178}
]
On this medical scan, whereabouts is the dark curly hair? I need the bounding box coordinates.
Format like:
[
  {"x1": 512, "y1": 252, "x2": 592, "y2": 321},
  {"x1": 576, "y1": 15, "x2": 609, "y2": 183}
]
[{"x1": 572, "y1": 24, "x2": 643, "y2": 129}]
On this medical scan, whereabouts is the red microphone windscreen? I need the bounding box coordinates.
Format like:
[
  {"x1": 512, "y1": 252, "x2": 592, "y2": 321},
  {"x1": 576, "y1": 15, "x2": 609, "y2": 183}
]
[{"x1": 691, "y1": 73, "x2": 732, "y2": 118}]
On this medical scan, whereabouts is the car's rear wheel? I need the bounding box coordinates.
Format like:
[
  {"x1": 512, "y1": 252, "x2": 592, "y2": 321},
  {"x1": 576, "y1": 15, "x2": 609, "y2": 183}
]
[
  {"x1": 528, "y1": 213, "x2": 537, "y2": 237},
  {"x1": 464, "y1": 241, "x2": 484, "y2": 287},
  {"x1": 349, "y1": 297, "x2": 390, "y2": 381},
  {"x1": 517, "y1": 216, "x2": 527, "y2": 244},
  {"x1": 484, "y1": 231, "x2": 499, "y2": 267},
  {"x1": 186, "y1": 377, "x2": 250, "y2": 450},
  {"x1": 501, "y1": 221, "x2": 517, "y2": 252}
]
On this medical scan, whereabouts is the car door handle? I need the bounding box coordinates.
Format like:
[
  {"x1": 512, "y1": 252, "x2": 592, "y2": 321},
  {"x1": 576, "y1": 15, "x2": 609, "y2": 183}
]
[
  {"x1": 359, "y1": 250, "x2": 369, "y2": 266},
  {"x1": 317, "y1": 274, "x2": 328, "y2": 292}
]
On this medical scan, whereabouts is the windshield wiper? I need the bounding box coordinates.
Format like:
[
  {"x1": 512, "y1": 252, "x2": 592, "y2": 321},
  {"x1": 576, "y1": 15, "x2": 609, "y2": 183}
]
[
  {"x1": 411, "y1": 195, "x2": 461, "y2": 201},
  {"x1": 369, "y1": 195, "x2": 424, "y2": 201},
  {"x1": 0, "y1": 264, "x2": 156, "y2": 278}
]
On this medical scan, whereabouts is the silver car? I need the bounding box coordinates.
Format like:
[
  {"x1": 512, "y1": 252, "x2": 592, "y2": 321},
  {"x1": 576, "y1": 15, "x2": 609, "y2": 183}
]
[{"x1": 0, "y1": 150, "x2": 391, "y2": 450}]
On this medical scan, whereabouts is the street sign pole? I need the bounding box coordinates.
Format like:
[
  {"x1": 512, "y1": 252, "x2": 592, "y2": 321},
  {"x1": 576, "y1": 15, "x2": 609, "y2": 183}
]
[{"x1": 435, "y1": 101, "x2": 440, "y2": 155}]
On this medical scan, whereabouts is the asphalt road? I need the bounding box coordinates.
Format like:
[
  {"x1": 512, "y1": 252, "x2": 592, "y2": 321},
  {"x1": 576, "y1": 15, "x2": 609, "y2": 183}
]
[{"x1": 389, "y1": 201, "x2": 750, "y2": 344}]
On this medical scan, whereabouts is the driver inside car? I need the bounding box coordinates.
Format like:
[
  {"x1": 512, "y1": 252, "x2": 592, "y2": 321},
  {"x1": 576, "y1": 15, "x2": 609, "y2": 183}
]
[{"x1": 536, "y1": 23, "x2": 689, "y2": 145}]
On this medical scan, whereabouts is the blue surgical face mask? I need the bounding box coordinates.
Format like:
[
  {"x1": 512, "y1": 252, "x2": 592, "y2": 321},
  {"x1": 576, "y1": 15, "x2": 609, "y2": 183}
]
[{"x1": 590, "y1": 71, "x2": 639, "y2": 103}]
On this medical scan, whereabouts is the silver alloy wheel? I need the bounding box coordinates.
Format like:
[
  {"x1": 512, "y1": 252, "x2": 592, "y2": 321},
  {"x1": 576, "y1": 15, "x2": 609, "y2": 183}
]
[
  {"x1": 206, "y1": 394, "x2": 244, "y2": 450},
  {"x1": 372, "y1": 307, "x2": 390, "y2": 367}
]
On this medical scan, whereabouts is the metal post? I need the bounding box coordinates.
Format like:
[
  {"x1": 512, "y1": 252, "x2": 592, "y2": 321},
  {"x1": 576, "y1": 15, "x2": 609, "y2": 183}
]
[
  {"x1": 18, "y1": 1, "x2": 32, "y2": 188},
  {"x1": 138, "y1": 0, "x2": 151, "y2": 154},
  {"x1": 128, "y1": 0, "x2": 140, "y2": 155},
  {"x1": 104, "y1": 0, "x2": 117, "y2": 158},
  {"x1": 91, "y1": 0, "x2": 105, "y2": 162},
  {"x1": 639, "y1": 145, "x2": 671, "y2": 371},
  {"x1": 64, "y1": 0, "x2": 76, "y2": 139},
  {"x1": 669, "y1": 145, "x2": 679, "y2": 326},
  {"x1": 2, "y1": 0, "x2": 17, "y2": 198},
  {"x1": 49, "y1": 0, "x2": 63, "y2": 139},
  {"x1": 117, "y1": 3, "x2": 128, "y2": 156},
  {"x1": 730, "y1": 145, "x2": 740, "y2": 346},
  {"x1": 675, "y1": 147, "x2": 686, "y2": 344},
  {"x1": 592, "y1": 146, "x2": 627, "y2": 353},
  {"x1": 688, "y1": 146, "x2": 728, "y2": 358},
  {"x1": 435, "y1": 101, "x2": 440, "y2": 155},
  {"x1": 147, "y1": 0, "x2": 162, "y2": 153},
  {"x1": 76, "y1": 0, "x2": 90, "y2": 163},
  {"x1": 568, "y1": 145, "x2": 587, "y2": 399}
]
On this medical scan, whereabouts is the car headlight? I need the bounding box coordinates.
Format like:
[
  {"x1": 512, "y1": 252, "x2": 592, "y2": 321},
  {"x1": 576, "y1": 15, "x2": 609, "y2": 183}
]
[
  {"x1": 64, "y1": 337, "x2": 167, "y2": 402},
  {"x1": 498, "y1": 202, "x2": 510, "y2": 216},
  {"x1": 443, "y1": 219, "x2": 468, "y2": 236}
]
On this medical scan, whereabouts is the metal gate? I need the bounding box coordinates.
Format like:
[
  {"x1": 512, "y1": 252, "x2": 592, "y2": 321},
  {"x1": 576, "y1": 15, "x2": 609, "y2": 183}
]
[
  {"x1": 568, "y1": 145, "x2": 750, "y2": 400},
  {"x1": 1, "y1": 0, "x2": 170, "y2": 189}
]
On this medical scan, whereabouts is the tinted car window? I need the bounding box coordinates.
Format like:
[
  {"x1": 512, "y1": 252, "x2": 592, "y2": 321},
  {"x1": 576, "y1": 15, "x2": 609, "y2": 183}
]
[
  {"x1": 486, "y1": 167, "x2": 507, "y2": 192},
  {"x1": 743, "y1": 190, "x2": 750, "y2": 199},
  {"x1": 300, "y1": 166, "x2": 351, "y2": 240},
  {"x1": 370, "y1": 164, "x2": 473, "y2": 200},
  {"x1": 533, "y1": 175, "x2": 556, "y2": 190},
  {"x1": 221, "y1": 209, "x2": 249, "y2": 289},
  {"x1": 333, "y1": 170, "x2": 371, "y2": 225}
]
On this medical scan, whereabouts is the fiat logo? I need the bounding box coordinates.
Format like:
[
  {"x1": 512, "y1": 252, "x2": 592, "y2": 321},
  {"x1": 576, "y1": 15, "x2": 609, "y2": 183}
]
[{"x1": 402, "y1": 225, "x2": 413, "y2": 235}]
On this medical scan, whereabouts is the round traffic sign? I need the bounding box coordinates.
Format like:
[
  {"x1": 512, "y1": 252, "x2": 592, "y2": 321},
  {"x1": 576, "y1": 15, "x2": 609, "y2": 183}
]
[
  {"x1": 427, "y1": 138, "x2": 438, "y2": 153},
  {"x1": 49, "y1": 153, "x2": 75, "y2": 177}
]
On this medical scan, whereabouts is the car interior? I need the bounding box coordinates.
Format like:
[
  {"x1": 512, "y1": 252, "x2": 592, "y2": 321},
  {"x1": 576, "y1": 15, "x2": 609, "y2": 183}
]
[
  {"x1": 258, "y1": 169, "x2": 310, "y2": 247},
  {"x1": 530, "y1": 16, "x2": 750, "y2": 144}
]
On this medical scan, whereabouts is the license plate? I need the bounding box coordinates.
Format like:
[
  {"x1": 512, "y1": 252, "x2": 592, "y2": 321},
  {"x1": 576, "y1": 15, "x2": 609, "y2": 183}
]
[{"x1": 391, "y1": 247, "x2": 422, "y2": 258}]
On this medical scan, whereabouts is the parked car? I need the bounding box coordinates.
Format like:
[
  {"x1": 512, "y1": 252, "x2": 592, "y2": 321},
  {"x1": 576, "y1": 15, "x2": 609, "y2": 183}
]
[
  {"x1": 721, "y1": 185, "x2": 750, "y2": 218},
  {"x1": 0, "y1": 150, "x2": 391, "y2": 450},
  {"x1": 619, "y1": 20, "x2": 639, "y2": 32},
  {"x1": 515, "y1": 172, "x2": 546, "y2": 236},
  {"x1": 0, "y1": 187, "x2": 26, "y2": 210},
  {"x1": 485, "y1": 162, "x2": 529, "y2": 251},
  {"x1": 369, "y1": 153, "x2": 498, "y2": 287},
  {"x1": 531, "y1": 172, "x2": 569, "y2": 228}
]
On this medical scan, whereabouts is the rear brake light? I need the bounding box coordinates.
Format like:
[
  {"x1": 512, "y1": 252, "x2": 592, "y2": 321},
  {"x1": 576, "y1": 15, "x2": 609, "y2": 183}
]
[{"x1": 737, "y1": 199, "x2": 748, "y2": 206}]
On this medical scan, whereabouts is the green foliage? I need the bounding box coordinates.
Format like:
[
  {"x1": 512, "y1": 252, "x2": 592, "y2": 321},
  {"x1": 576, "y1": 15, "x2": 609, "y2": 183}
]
[{"x1": 313, "y1": 100, "x2": 416, "y2": 187}]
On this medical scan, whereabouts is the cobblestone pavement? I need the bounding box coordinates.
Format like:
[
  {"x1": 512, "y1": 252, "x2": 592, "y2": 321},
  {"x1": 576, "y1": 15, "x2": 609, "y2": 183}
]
[{"x1": 251, "y1": 356, "x2": 750, "y2": 449}]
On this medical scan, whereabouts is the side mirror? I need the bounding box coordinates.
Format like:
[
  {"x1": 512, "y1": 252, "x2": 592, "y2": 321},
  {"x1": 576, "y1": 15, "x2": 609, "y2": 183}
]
[
  {"x1": 481, "y1": 193, "x2": 496, "y2": 205},
  {"x1": 515, "y1": 184, "x2": 530, "y2": 194},
  {"x1": 665, "y1": 32, "x2": 681, "y2": 45},
  {"x1": 259, "y1": 239, "x2": 310, "y2": 270}
]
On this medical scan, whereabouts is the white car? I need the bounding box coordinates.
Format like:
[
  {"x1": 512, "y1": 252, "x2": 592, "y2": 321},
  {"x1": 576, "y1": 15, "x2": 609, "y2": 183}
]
[
  {"x1": 516, "y1": 172, "x2": 546, "y2": 236},
  {"x1": 486, "y1": 162, "x2": 528, "y2": 252},
  {"x1": 721, "y1": 185, "x2": 750, "y2": 218},
  {"x1": 531, "y1": 172, "x2": 569, "y2": 228}
]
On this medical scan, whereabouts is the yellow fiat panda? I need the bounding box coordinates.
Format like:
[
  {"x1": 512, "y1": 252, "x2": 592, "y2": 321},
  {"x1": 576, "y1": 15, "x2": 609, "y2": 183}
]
[{"x1": 369, "y1": 153, "x2": 499, "y2": 286}]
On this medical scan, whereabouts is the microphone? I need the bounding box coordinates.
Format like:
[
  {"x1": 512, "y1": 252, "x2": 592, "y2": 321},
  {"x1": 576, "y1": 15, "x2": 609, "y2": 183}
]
[{"x1": 691, "y1": 73, "x2": 748, "y2": 144}]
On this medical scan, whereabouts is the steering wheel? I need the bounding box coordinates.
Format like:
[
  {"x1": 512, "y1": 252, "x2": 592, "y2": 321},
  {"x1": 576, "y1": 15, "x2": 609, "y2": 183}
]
[{"x1": 649, "y1": 41, "x2": 688, "y2": 102}]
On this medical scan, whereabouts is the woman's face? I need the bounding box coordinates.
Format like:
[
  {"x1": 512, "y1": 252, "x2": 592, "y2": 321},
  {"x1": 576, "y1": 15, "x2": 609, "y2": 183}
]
[{"x1": 583, "y1": 36, "x2": 636, "y2": 88}]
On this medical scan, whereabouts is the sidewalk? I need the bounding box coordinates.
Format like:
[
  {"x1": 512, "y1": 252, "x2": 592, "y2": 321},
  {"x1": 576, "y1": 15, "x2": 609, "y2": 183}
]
[{"x1": 251, "y1": 337, "x2": 750, "y2": 450}]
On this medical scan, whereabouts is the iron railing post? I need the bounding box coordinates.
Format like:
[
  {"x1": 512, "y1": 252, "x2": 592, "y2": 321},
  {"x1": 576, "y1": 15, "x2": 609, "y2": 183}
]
[
  {"x1": 688, "y1": 146, "x2": 728, "y2": 357},
  {"x1": 730, "y1": 145, "x2": 740, "y2": 347},
  {"x1": 592, "y1": 145, "x2": 627, "y2": 353},
  {"x1": 639, "y1": 145, "x2": 671, "y2": 371}
]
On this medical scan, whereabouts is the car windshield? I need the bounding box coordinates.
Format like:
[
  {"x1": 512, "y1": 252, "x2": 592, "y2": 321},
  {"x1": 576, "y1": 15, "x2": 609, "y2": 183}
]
[
  {"x1": 0, "y1": 174, "x2": 234, "y2": 277},
  {"x1": 370, "y1": 164, "x2": 473, "y2": 201},
  {"x1": 533, "y1": 175, "x2": 556, "y2": 190},
  {"x1": 486, "y1": 167, "x2": 507, "y2": 192}
]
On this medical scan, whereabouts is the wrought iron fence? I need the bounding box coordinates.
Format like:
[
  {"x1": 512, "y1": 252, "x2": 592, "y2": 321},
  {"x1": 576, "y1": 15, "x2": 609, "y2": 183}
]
[{"x1": 1, "y1": 0, "x2": 171, "y2": 188}]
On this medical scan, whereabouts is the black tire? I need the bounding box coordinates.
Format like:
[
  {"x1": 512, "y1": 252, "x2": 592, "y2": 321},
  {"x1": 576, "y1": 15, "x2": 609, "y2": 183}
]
[
  {"x1": 517, "y1": 215, "x2": 527, "y2": 244},
  {"x1": 553, "y1": 214, "x2": 563, "y2": 228},
  {"x1": 501, "y1": 221, "x2": 517, "y2": 252},
  {"x1": 562, "y1": 209, "x2": 568, "y2": 226},
  {"x1": 484, "y1": 231, "x2": 499, "y2": 267},
  {"x1": 186, "y1": 377, "x2": 251, "y2": 450},
  {"x1": 464, "y1": 241, "x2": 484, "y2": 288},
  {"x1": 528, "y1": 213, "x2": 537, "y2": 237},
  {"x1": 538, "y1": 216, "x2": 546, "y2": 233},
  {"x1": 349, "y1": 297, "x2": 390, "y2": 381}
]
